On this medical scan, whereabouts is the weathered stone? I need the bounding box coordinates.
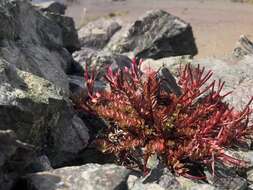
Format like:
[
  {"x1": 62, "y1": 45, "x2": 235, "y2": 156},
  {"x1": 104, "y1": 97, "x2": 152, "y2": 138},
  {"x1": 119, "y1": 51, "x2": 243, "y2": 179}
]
[
  {"x1": 0, "y1": 59, "x2": 89, "y2": 167},
  {"x1": 72, "y1": 48, "x2": 132, "y2": 79},
  {"x1": 32, "y1": 1, "x2": 66, "y2": 15},
  {"x1": 45, "y1": 12, "x2": 80, "y2": 52},
  {"x1": 78, "y1": 18, "x2": 121, "y2": 49},
  {"x1": 0, "y1": 129, "x2": 34, "y2": 190},
  {"x1": 106, "y1": 9, "x2": 197, "y2": 59},
  {"x1": 23, "y1": 164, "x2": 131, "y2": 190},
  {"x1": 0, "y1": 0, "x2": 73, "y2": 92}
]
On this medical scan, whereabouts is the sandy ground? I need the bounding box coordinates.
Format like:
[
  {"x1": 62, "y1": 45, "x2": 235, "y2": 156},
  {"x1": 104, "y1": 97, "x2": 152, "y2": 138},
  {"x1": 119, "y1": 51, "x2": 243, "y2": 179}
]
[{"x1": 64, "y1": 0, "x2": 253, "y2": 58}]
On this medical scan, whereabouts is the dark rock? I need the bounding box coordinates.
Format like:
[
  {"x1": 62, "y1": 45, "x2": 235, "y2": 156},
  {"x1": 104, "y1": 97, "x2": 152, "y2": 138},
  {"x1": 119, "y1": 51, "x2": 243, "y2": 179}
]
[
  {"x1": 0, "y1": 129, "x2": 35, "y2": 190},
  {"x1": 106, "y1": 9, "x2": 198, "y2": 59},
  {"x1": 204, "y1": 163, "x2": 247, "y2": 190},
  {"x1": 0, "y1": 0, "x2": 72, "y2": 92},
  {"x1": 22, "y1": 164, "x2": 131, "y2": 190},
  {"x1": 68, "y1": 75, "x2": 108, "y2": 97},
  {"x1": 0, "y1": 59, "x2": 89, "y2": 167},
  {"x1": 32, "y1": 1, "x2": 67, "y2": 15},
  {"x1": 45, "y1": 12, "x2": 80, "y2": 52},
  {"x1": 78, "y1": 18, "x2": 121, "y2": 49}
]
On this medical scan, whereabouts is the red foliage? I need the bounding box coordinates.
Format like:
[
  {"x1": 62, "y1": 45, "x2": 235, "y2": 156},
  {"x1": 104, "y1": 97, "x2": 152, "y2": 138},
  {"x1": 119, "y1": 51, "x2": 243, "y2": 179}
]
[{"x1": 75, "y1": 58, "x2": 253, "y2": 178}]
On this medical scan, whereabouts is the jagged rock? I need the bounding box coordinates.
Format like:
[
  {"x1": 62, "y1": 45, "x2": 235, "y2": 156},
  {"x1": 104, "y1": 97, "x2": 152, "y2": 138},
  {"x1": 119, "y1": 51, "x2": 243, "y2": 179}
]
[
  {"x1": 78, "y1": 18, "x2": 121, "y2": 49},
  {"x1": 0, "y1": 59, "x2": 89, "y2": 167},
  {"x1": 45, "y1": 12, "x2": 80, "y2": 52},
  {"x1": 106, "y1": 9, "x2": 197, "y2": 59},
  {"x1": 22, "y1": 164, "x2": 131, "y2": 190},
  {"x1": 0, "y1": 0, "x2": 79, "y2": 92},
  {"x1": 0, "y1": 129, "x2": 34, "y2": 190},
  {"x1": 32, "y1": 1, "x2": 67, "y2": 15},
  {"x1": 72, "y1": 48, "x2": 132, "y2": 79}
]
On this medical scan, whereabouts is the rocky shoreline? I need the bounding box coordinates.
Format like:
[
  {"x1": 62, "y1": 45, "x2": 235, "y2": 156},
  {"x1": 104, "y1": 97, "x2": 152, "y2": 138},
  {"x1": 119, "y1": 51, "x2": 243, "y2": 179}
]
[{"x1": 1, "y1": 0, "x2": 253, "y2": 190}]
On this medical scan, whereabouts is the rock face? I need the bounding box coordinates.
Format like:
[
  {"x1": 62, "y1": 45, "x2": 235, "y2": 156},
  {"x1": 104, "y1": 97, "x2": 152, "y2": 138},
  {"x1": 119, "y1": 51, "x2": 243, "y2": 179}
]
[
  {"x1": 0, "y1": 130, "x2": 34, "y2": 190},
  {"x1": 78, "y1": 18, "x2": 122, "y2": 50},
  {"x1": 22, "y1": 164, "x2": 131, "y2": 190},
  {"x1": 106, "y1": 9, "x2": 198, "y2": 59},
  {"x1": 0, "y1": 59, "x2": 89, "y2": 167},
  {"x1": 0, "y1": 0, "x2": 79, "y2": 93}
]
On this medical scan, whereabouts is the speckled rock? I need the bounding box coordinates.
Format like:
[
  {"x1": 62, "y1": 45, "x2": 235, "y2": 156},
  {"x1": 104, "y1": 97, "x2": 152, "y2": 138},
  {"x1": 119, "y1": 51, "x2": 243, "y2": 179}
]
[
  {"x1": 0, "y1": 59, "x2": 89, "y2": 167},
  {"x1": 23, "y1": 164, "x2": 131, "y2": 190},
  {"x1": 106, "y1": 9, "x2": 197, "y2": 59}
]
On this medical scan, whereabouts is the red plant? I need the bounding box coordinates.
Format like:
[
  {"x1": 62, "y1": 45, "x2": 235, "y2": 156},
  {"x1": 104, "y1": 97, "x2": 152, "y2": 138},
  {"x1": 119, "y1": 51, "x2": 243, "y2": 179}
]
[{"x1": 75, "y1": 58, "x2": 253, "y2": 179}]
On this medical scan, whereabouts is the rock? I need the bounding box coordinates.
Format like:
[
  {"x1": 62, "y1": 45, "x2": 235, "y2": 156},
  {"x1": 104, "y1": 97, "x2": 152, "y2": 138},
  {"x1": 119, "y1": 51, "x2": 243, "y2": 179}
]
[
  {"x1": 176, "y1": 177, "x2": 215, "y2": 190},
  {"x1": 68, "y1": 75, "x2": 108, "y2": 97},
  {"x1": 45, "y1": 12, "x2": 80, "y2": 52},
  {"x1": 0, "y1": 59, "x2": 89, "y2": 167},
  {"x1": 0, "y1": 0, "x2": 79, "y2": 92},
  {"x1": 33, "y1": 1, "x2": 67, "y2": 15},
  {"x1": 78, "y1": 18, "x2": 121, "y2": 49},
  {"x1": 203, "y1": 163, "x2": 248, "y2": 190},
  {"x1": 141, "y1": 56, "x2": 192, "y2": 76},
  {"x1": 106, "y1": 9, "x2": 197, "y2": 59},
  {"x1": 128, "y1": 166, "x2": 182, "y2": 190},
  {"x1": 0, "y1": 0, "x2": 68, "y2": 92},
  {"x1": 233, "y1": 35, "x2": 253, "y2": 59},
  {"x1": 22, "y1": 164, "x2": 131, "y2": 190},
  {"x1": 0, "y1": 129, "x2": 35, "y2": 190},
  {"x1": 72, "y1": 48, "x2": 132, "y2": 79}
]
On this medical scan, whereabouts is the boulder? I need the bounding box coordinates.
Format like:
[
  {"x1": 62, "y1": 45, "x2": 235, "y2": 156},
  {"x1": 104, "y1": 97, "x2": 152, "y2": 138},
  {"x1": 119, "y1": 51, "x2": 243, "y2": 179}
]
[
  {"x1": 0, "y1": 0, "x2": 79, "y2": 93},
  {"x1": 72, "y1": 48, "x2": 132, "y2": 79},
  {"x1": 0, "y1": 129, "x2": 34, "y2": 190},
  {"x1": 78, "y1": 18, "x2": 121, "y2": 49},
  {"x1": 106, "y1": 9, "x2": 198, "y2": 59},
  {"x1": 32, "y1": 1, "x2": 67, "y2": 15},
  {"x1": 22, "y1": 164, "x2": 131, "y2": 190},
  {"x1": 0, "y1": 59, "x2": 89, "y2": 167}
]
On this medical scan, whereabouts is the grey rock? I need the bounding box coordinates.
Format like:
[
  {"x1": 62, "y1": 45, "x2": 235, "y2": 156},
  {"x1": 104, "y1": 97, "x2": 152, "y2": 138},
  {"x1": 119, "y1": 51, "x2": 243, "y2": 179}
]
[
  {"x1": 68, "y1": 75, "x2": 108, "y2": 97},
  {"x1": 0, "y1": 59, "x2": 89, "y2": 167},
  {"x1": 45, "y1": 12, "x2": 80, "y2": 52},
  {"x1": 23, "y1": 164, "x2": 131, "y2": 190},
  {"x1": 0, "y1": 0, "x2": 72, "y2": 92},
  {"x1": 78, "y1": 18, "x2": 122, "y2": 49},
  {"x1": 0, "y1": 129, "x2": 35, "y2": 190},
  {"x1": 72, "y1": 48, "x2": 132, "y2": 79},
  {"x1": 176, "y1": 177, "x2": 215, "y2": 190},
  {"x1": 141, "y1": 56, "x2": 193, "y2": 76},
  {"x1": 106, "y1": 9, "x2": 197, "y2": 59},
  {"x1": 33, "y1": 1, "x2": 67, "y2": 15}
]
